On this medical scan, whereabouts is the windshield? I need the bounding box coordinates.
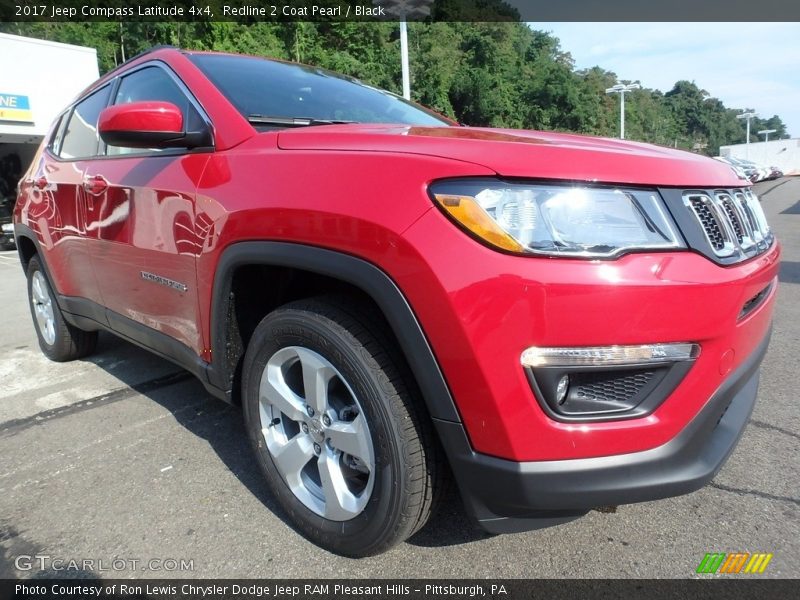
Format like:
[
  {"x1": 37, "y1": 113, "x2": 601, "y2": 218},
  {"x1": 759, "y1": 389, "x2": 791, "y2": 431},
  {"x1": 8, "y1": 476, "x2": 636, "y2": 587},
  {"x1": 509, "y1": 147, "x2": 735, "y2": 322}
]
[{"x1": 188, "y1": 53, "x2": 451, "y2": 128}]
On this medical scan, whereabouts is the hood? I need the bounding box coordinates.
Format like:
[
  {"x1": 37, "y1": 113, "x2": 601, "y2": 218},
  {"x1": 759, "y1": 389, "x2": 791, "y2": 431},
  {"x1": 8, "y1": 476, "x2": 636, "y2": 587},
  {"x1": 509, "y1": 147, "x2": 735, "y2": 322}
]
[{"x1": 277, "y1": 124, "x2": 746, "y2": 188}]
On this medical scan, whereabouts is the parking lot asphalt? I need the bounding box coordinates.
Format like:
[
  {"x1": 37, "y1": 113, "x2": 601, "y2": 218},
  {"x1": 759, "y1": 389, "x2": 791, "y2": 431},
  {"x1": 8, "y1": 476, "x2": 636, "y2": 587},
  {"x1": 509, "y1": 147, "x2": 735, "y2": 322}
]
[{"x1": 0, "y1": 178, "x2": 798, "y2": 580}]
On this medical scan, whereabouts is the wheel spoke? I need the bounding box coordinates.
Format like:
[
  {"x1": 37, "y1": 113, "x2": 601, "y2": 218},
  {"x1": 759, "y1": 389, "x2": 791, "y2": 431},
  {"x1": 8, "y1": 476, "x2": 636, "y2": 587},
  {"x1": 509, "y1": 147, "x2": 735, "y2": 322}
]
[
  {"x1": 32, "y1": 274, "x2": 47, "y2": 303},
  {"x1": 271, "y1": 435, "x2": 314, "y2": 484},
  {"x1": 261, "y1": 363, "x2": 307, "y2": 422},
  {"x1": 318, "y1": 451, "x2": 360, "y2": 520},
  {"x1": 296, "y1": 347, "x2": 334, "y2": 414},
  {"x1": 326, "y1": 414, "x2": 373, "y2": 471},
  {"x1": 31, "y1": 271, "x2": 56, "y2": 345}
]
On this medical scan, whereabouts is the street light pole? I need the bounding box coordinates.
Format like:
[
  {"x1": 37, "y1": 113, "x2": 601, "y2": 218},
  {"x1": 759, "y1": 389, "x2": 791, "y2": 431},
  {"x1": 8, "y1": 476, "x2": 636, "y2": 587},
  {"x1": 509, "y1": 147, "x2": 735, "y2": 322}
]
[
  {"x1": 376, "y1": 0, "x2": 431, "y2": 101},
  {"x1": 737, "y1": 112, "x2": 756, "y2": 158},
  {"x1": 399, "y1": 19, "x2": 410, "y2": 100},
  {"x1": 605, "y1": 83, "x2": 641, "y2": 140},
  {"x1": 757, "y1": 129, "x2": 777, "y2": 142}
]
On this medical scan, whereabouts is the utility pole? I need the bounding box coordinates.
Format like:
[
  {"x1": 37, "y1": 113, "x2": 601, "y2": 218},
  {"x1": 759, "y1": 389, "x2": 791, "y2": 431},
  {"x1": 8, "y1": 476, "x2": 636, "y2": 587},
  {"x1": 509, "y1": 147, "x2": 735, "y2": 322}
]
[
  {"x1": 758, "y1": 129, "x2": 777, "y2": 142},
  {"x1": 376, "y1": 1, "x2": 431, "y2": 101},
  {"x1": 605, "y1": 83, "x2": 641, "y2": 139},
  {"x1": 737, "y1": 112, "x2": 756, "y2": 158}
]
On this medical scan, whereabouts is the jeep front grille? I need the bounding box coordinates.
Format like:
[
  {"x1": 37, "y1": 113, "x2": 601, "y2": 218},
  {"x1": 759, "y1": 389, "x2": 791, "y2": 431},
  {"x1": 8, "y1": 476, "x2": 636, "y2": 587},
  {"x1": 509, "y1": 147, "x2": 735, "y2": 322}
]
[{"x1": 682, "y1": 189, "x2": 772, "y2": 262}]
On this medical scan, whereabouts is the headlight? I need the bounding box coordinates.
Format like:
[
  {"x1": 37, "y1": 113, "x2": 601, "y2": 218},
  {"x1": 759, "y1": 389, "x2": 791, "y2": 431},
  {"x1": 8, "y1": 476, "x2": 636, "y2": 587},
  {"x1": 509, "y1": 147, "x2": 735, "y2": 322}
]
[{"x1": 430, "y1": 180, "x2": 685, "y2": 258}]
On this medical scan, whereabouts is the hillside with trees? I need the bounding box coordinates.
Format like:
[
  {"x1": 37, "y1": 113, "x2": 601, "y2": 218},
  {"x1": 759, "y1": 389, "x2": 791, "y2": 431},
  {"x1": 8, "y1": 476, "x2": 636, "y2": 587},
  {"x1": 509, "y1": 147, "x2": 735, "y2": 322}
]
[{"x1": 0, "y1": 20, "x2": 789, "y2": 154}]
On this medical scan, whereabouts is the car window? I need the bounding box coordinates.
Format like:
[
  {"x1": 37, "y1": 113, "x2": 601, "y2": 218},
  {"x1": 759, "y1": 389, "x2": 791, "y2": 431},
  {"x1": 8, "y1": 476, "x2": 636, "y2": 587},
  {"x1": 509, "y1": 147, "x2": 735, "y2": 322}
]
[
  {"x1": 49, "y1": 112, "x2": 68, "y2": 156},
  {"x1": 59, "y1": 86, "x2": 111, "y2": 160},
  {"x1": 189, "y1": 54, "x2": 450, "y2": 127},
  {"x1": 107, "y1": 66, "x2": 198, "y2": 156}
]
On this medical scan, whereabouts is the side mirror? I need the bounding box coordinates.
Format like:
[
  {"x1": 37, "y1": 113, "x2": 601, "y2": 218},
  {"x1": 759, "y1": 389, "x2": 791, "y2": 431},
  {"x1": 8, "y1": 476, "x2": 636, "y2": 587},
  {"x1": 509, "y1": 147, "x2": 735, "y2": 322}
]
[{"x1": 98, "y1": 101, "x2": 211, "y2": 150}]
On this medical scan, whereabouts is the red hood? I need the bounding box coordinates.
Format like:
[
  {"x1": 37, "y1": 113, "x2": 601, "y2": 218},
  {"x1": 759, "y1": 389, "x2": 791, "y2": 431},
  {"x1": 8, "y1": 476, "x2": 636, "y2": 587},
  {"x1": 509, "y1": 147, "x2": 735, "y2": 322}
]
[{"x1": 277, "y1": 124, "x2": 745, "y2": 187}]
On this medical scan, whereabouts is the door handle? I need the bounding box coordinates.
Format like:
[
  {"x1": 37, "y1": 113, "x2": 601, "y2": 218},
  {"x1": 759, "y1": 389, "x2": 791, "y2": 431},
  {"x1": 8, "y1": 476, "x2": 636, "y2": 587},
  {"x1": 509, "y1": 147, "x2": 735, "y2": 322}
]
[{"x1": 83, "y1": 174, "x2": 109, "y2": 195}]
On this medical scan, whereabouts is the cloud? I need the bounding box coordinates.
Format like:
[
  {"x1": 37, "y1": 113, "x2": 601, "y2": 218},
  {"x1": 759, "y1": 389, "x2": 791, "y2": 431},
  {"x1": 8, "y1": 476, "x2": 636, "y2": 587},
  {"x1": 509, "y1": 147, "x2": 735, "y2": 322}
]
[{"x1": 533, "y1": 22, "x2": 800, "y2": 137}]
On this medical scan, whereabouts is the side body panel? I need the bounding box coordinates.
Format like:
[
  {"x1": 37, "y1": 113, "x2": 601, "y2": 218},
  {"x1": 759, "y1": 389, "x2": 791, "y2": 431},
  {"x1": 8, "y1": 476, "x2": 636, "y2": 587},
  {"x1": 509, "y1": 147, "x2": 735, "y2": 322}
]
[
  {"x1": 17, "y1": 148, "x2": 103, "y2": 306},
  {"x1": 83, "y1": 153, "x2": 211, "y2": 353}
]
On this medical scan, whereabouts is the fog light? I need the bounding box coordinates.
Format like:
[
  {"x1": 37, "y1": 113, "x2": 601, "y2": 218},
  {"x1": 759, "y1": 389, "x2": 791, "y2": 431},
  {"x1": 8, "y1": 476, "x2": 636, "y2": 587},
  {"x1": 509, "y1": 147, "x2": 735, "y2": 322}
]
[
  {"x1": 522, "y1": 342, "x2": 700, "y2": 422},
  {"x1": 556, "y1": 374, "x2": 570, "y2": 405}
]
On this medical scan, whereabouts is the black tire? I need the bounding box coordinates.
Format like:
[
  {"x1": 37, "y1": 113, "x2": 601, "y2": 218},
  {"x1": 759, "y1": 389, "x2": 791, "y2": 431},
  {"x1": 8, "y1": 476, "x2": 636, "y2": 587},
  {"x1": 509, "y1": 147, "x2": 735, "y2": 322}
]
[
  {"x1": 26, "y1": 255, "x2": 98, "y2": 362},
  {"x1": 241, "y1": 296, "x2": 442, "y2": 557}
]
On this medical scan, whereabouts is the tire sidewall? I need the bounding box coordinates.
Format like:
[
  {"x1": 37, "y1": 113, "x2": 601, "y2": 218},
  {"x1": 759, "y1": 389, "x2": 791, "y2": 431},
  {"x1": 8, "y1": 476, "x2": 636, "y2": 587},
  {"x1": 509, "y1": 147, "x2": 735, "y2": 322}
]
[{"x1": 242, "y1": 308, "x2": 408, "y2": 556}]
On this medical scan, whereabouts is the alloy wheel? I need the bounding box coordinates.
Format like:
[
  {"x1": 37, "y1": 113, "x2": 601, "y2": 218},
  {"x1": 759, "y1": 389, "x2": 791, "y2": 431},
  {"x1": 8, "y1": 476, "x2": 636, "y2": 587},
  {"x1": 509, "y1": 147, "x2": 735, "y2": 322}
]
[{"x1": 258, "y1": 346, "x2": 375, "y2": 521}]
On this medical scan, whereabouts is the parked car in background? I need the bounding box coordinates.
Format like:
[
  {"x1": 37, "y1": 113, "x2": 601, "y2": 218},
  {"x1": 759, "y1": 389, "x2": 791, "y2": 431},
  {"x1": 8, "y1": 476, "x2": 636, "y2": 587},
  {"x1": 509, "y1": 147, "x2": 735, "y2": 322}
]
[
  {"x1": 0, "y1": 197, "x2": 15, "y2": 249},
  {"x1": 713, "y1": 156, "x2": 750, "y2": 182},
  {"x1": 13, "y1": 47, "x2": 779, "y2": 557},
  {"x1": 725, "y1": 157, "x2": 772, "y2": 183},
  {"x1": 767, "y1": 165, "x2": 784, "y2": 180},
  {"x1": 0, "y1": 153, "x2": 21, "y2": 249}
]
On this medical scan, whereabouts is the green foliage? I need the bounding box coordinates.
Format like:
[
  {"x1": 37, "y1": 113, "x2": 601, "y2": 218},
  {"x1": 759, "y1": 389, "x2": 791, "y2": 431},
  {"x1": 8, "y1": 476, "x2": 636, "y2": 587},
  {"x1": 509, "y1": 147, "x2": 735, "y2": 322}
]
[{"x1": 0, "y1": 19, "x2": 789, "y2": 154}]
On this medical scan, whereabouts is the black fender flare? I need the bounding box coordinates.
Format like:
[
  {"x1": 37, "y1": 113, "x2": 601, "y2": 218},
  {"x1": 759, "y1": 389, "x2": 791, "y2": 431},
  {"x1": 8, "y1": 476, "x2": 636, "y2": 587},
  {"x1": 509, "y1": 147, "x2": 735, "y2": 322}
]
[{"x1": 206, "y1": 241, "x2": 461, "y2": 423}]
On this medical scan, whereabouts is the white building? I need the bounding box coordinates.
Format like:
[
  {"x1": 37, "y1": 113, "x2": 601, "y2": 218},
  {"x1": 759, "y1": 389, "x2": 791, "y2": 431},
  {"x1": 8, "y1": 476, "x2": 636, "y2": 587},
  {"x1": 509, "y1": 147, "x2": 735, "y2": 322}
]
[
  {"x1": 0, "y1": 33, "x2": 99, "y2": 178},
  {"x1": 720, "y1": 139, "x2": 800, "y2": 176}
]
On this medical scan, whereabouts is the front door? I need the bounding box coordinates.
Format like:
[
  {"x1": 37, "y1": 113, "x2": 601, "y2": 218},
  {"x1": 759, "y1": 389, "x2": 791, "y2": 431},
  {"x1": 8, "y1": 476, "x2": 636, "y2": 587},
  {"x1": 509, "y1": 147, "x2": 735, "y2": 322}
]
[{"x1": 85, "y1": 64, "x2": 212, "y2": 355}]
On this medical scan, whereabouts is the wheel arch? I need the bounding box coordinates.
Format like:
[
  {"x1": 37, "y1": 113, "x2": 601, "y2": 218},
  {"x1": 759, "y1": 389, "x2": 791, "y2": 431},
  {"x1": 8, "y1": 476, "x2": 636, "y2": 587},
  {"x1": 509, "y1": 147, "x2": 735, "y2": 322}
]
[
  {"x1": 14, "y1": 227, "x2": 39, "y2": 274},
  {"x1": 206, "y1": 241, "x2": 461, "y2": 423}
]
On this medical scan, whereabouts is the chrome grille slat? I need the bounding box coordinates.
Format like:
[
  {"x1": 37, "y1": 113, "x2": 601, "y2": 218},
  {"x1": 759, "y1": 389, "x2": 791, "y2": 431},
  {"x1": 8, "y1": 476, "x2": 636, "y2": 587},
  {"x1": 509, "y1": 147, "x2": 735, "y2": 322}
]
[
  {"x1": 718, "y1": 195, "x2": 744, "y2": 243},
  {"x1": 731, "y1": 192, "x2": 757, "y2": 245},
  {"x1": 683, "y1": 188, "x2": 773, "y2": 262}
]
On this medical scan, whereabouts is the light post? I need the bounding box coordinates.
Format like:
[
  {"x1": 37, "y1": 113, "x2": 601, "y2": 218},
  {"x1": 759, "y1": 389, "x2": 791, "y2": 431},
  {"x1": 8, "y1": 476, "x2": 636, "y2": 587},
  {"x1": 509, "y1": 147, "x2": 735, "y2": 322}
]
[
  {"x1": 376, "y1": 1, "x2": 431, "y2": 101},
  {"x1": 605, "y1": 82, "x2": 641, "y2": 140},
  {"x1": 758, "y1": 129, "x2": 777, "y2": 142},
  {"x1": 399, "y1": 20, "x2": 410, "y2": 100},
  {"x1": 737, "y1": 111, "x2": 756, "y2": 158}
]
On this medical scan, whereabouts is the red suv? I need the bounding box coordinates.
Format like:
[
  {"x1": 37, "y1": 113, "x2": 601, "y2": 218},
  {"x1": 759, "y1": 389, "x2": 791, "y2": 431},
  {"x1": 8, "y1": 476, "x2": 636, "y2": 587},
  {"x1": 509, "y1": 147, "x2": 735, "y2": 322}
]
[{"x1": 13, "y1": 47, "x2": 779, "y2": 556}]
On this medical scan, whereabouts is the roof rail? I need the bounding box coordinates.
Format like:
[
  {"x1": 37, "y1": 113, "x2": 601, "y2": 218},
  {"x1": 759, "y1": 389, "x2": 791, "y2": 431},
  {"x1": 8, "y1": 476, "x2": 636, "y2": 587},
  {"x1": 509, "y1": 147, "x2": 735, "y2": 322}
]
[{"x1": 125, "y1": 44, "x2": 179, "y2": 64}]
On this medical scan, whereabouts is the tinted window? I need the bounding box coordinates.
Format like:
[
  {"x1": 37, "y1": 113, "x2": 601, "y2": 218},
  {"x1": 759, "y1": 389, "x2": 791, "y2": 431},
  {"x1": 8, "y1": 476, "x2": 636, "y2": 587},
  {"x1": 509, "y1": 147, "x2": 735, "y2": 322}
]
[
  {"x1": 59, "y1": 86, "x2": 111, "y2": 160},
  {"x1": 189, "y1": 54, "x2": 449, "y2": 127},
  {"x1": 49, "y1": 112, "x2": 68, "y2": 156},
  {"x1": 108, "y1": 66, "x2": 198, "y2": 156}
]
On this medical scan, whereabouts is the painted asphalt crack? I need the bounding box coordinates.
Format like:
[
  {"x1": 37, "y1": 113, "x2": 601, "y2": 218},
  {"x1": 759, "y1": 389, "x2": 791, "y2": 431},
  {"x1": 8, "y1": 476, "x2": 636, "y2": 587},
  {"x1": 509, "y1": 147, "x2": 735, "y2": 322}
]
[
  {"x1": 750, "y1": 419, "x2": 800, "y2": 441},
  {"x1": 710, "y1": 482, "x2": 800, "y2": 507},
  {"x1": 0, "y1": 370, "x2": 192, "y2": 438}
]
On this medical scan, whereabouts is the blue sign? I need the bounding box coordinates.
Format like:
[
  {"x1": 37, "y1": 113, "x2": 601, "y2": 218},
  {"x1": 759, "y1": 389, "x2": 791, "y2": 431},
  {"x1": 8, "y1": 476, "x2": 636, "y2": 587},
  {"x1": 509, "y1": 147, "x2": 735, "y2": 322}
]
[{"x1": 0, "y1": 93, "x2": 33, "y2": 123}]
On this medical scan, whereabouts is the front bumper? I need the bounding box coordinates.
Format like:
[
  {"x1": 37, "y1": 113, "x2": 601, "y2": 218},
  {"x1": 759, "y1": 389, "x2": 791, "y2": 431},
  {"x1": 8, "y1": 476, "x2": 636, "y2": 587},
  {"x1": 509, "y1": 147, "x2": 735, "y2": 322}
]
[{"x1": 436, "y1": 328, "x2": 769, "y2": 534}]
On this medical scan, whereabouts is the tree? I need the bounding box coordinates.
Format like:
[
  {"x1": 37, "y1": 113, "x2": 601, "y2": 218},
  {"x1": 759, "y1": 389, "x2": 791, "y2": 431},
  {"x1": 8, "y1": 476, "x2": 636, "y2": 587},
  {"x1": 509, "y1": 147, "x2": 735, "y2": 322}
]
[{"x1": 0, "y1": 20, "x2": 789, "y2": 154}]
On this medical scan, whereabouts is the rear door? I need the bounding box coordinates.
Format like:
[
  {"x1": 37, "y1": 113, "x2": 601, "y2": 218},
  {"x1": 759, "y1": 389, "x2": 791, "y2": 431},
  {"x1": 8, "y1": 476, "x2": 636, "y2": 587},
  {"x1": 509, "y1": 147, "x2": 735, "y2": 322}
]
[
  {"x1": 25, "y1": 86, "x2": 112, "y2": 306},
  {"x1": 83, "y1": 63, "x2": 212, "y2": 355}
]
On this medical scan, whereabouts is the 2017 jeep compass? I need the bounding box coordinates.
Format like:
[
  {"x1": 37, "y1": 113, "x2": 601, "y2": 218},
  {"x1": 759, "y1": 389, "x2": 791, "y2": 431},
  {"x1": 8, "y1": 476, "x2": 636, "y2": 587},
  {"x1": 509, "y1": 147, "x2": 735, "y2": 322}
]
[{"x1": 13, "y1": 47, "x2": 779, "y2": 556}]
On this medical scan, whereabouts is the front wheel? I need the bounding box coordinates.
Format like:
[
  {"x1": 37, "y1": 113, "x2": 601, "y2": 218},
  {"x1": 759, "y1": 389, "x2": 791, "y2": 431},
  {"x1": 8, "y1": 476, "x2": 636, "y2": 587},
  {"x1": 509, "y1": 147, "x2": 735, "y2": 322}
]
[
  {"x1": 241, "y1": 297, "x2": 442, "y2": 556},
  {"x1": 26, "y1": 255, "x2": 97, "y2": 361}
]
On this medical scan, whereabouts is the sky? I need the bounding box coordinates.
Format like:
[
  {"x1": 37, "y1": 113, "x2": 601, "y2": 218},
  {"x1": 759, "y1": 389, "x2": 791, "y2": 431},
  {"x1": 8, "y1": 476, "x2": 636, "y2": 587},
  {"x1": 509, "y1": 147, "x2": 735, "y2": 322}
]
[{"x1": 533, "y1": 23, "x2": 799, "y2": 138}]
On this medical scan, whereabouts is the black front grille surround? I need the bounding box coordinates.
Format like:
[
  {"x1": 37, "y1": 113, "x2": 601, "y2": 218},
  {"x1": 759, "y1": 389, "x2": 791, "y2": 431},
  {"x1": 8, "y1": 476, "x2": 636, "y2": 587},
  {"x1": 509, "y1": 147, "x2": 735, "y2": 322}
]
[{"x1": 659, "y1": 187, "x2": 774, "y2": 266}]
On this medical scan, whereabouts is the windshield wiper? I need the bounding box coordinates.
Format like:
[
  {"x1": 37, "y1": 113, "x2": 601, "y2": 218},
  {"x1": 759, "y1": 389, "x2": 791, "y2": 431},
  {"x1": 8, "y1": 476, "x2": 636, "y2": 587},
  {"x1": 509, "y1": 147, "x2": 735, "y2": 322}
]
[{"x1": 247, "y1": 115, "x2": 357, "y2": 127}]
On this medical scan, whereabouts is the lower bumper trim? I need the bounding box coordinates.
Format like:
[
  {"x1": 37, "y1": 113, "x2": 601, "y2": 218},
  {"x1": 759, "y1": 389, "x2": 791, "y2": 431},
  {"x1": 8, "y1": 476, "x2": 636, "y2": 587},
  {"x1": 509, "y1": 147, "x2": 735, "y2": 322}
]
[{"x1": 437, "y1": 328, "x2": 770, "y2": 534}]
